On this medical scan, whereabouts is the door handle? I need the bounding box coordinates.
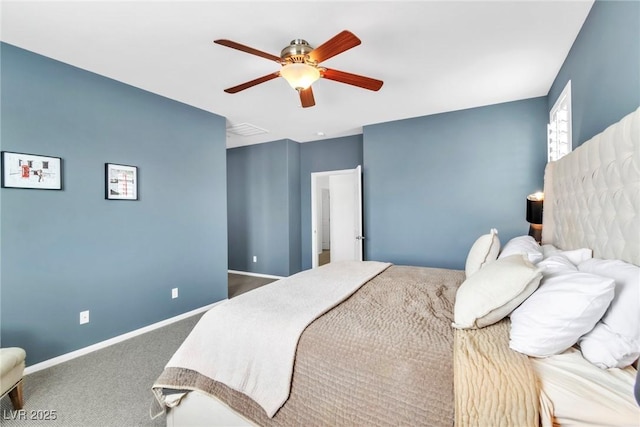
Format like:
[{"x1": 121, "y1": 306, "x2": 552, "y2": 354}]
[{"x1": 356, "y1": 236, "x2": 365, "y2": 240}]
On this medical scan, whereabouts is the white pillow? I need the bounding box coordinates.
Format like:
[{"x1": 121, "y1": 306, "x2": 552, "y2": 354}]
[
  {"x1": 453, "y1": 254, "x2": 542, "y2": 329},
  {"x1": 465, "y1": 228, "x2": 500, "y2": 277},
  {"x1": 509, "y1": 265, "x2": 616, "y2": 357},
  {"x1": 537, "y1": 254, "x2": 578, "y2": 276},
  {"x1": 541, "y1": 244, "x2": 592, "y2": 265},
  {"x1": 578, "y1": 258, "x2": 640, "y2": 368},
  {"x1": 499, "y1": 235, "x2": 543, "y2": 264}
]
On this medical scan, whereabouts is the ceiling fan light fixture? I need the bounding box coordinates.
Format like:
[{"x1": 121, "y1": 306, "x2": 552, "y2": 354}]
[
  {"x1": 280, "y1": 63, "x2": 320, "y2": 91},
  {"x1": 216, "y1": 31, "x2": 382, "y2": 107}
]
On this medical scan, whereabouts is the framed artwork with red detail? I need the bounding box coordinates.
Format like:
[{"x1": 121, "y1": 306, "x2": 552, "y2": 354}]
[
  {"x1": 105, "y1": 163, "x2": 138, "y2": 201},
  {"x1": 1, "y1": 151, "x2": 62, "y2": 190}
]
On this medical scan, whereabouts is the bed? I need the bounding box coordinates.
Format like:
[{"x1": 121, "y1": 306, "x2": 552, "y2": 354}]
[{"x1": 152, "y1": 107, "x2": 640, "y2": 426}]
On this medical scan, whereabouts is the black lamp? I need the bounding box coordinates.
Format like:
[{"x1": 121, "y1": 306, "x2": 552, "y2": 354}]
[{"x1": 526, "y1": 192, "x2": 544, "y2": 243}]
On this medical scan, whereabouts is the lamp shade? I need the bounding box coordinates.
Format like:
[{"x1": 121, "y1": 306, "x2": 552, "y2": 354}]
[
  {"x1": 526, "y1": 193, "x2": 544, "y2": 225},
  {"x1": 280, "y1": 63, "x2": 320, "y2": 90}
]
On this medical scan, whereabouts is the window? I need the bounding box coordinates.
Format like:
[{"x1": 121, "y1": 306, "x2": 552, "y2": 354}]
[{"x1": 547, "y1": 81, "x2": 572, "y2": 162}]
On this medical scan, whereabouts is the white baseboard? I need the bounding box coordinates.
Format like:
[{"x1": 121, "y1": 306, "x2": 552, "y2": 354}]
[
  {"x1": 228, "y1": 269, "x2": 284, "y2": 280},
  {"x1": 24, "y1": 301, "x2": 225, "y2": 375}
]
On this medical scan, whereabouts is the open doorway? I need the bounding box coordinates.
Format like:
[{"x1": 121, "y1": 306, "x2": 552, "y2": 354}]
[
  {"x1": 311, "y1": 166, "x2": 363, "y2": 268},
  {"x1": 319, "y1": 183, "x2": 331, "y2": 266}
]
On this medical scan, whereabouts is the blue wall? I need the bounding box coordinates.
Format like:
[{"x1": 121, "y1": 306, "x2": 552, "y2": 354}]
[
  {"x1": 287, "y1": 141, "x2": 301, "y2": 275},
  {"x1": 0, "y1": 43, "x2": 228, "y2": 365},
  {"x1": 548, "y1": 0, "x2": 640, "y2": 146},
  {"x1": 363, "y1": 97, "x2": 548, "y2": 270},
  {"x1": 227, "y1": 139, "x2": 301, "y2": 276},
  {"x1": 227, "y1": 135, "x2": 361, "y2": 274},
  {"x1": 299, "y1": 135, "x2": 363, "y2": 270}
]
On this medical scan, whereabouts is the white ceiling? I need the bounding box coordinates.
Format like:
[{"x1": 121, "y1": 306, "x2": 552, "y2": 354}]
[{"x1": 1, "y1": 1, "x2": 594, "y2": 148}]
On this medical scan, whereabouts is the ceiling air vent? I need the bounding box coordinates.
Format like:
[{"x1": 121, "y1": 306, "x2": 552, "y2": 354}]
[{"x1": 226, "y1": 122, "x2": 269, "y2": 137}]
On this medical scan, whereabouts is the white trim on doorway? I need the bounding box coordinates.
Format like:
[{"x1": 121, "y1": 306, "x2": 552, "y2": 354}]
[{"x1": 311, "y1": 167, "x2": 362, "y2": 269}]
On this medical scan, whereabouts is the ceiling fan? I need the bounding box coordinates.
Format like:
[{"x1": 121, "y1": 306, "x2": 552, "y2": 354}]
[{"x1": 214, "y1": 30, "x2": 383, "y2": 108}]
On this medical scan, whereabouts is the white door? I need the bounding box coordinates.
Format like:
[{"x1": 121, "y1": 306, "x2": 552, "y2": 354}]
[{"x1": 329, "y1": 166, "x2": 363, "y2": 262}]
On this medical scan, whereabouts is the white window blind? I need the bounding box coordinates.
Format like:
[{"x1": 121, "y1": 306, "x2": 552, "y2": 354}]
[{"x1": 548, "y1": 81, "x2": 572, "y2": 162}]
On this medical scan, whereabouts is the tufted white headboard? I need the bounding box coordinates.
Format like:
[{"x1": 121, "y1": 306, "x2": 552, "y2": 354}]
[{"x1": 542, "y1": 107, "x2": 640, "y2": 266}]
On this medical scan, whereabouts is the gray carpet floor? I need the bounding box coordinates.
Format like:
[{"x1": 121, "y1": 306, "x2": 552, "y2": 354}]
[
  {"x1": 228, "y1": 273, "x2": 277, "y2": 298},
  {"x1": 0, "y1": 274, "x2": 275, "y2": 426},
  {"x1": 0, "y1": 312, "x2": 202, "y2": 427}
]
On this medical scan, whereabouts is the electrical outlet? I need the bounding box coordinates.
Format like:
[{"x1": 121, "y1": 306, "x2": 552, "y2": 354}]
[
  {"x1": 172, "y1": 288, "x2": 179, "y2": 299},
  {"x1": 79, "y1": 310, "x2": 90, "y2": 325},
  {"x1": 253, "y1": 256, "x2": 257, "y2": 263}
]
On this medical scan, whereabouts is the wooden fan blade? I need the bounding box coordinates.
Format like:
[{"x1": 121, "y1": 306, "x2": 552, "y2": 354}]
[
  {"x1": 308, "y1": 30, "x2": 361, "y2": 64},
  {"x1": 214, "y1": 39, "x2": 282, "y2": 63},
  {"x1": 224, "y1": 72, "x2": 281, "y2": 94},
  {"x1": 321, "y1": 68, "x2": 383, "y2": 91},
  {"x1": 299, "y1": 87, "x2": 315, "y2": 108}
]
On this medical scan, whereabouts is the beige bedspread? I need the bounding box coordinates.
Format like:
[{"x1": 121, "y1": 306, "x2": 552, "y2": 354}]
[
  {"x1": 153, "y1": 265, "x2": 463, "y2": 426},
  {"x1": 162, "y1": 260, "x2": 390, "y2": 417},
  {"x1": 454, "y1": 318, "x2": 540, "y2": 427}
]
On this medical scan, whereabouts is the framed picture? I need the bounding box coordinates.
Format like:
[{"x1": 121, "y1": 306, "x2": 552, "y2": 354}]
[
  {"x1": 105, "y1": 163, "x2": 138, "y2": 200},
  {"x1": 1, "y1": 151, "x2": 63, "y2": 190}
]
